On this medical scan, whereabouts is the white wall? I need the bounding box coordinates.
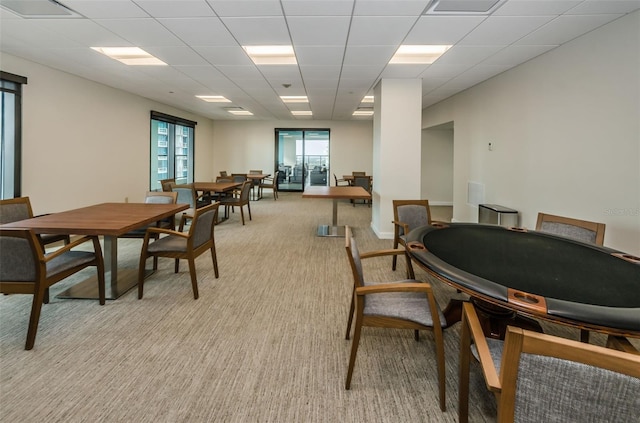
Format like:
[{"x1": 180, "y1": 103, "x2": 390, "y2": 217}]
[
  {"x1": 0, "y1": 53, "x2": 215, "y2": 214},
  {"x1": 422, "y1": 11, "x2": 640, "y2": 253},
  {"x1": 421, "y1": 126, "x2": 454, "y2": 204},
  {"x1": 211, "y1": 120, "x2": 373, "y2": 179}
]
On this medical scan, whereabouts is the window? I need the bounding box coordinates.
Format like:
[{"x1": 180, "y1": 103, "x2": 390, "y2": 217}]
[
  {"x1": 150, "y1": 111, "x2": 196, "y2": 191},
  {"x1": 0, "y1": 72, "x2": 26, "y2": 199}
]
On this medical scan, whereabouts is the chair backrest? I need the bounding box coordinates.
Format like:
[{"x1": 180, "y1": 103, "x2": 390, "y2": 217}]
[
  {"x1": 344, "y1": 226, "x2": 365, "y2": 289},
  {"x1": 249, "y1": 169, "x2": 262, "y2": 174},
  {"x1": 352, "y1": 171, "x2": 366, "y2": 176},
  {"x1": 189, "y1": 202, "x2": 218, "y2": 248},
  {"x1": 159, "y1": 178, "x2": 176, "y2": 192},
  {"x1": 216, "y1": 176, "x2": 232, "y2": 182},
  {"x1": 232, "y1": 173, "x2": 247, "y2": 182},
  {"x1": 497, "y1": 325, "x2": 640, "y2": 423},
  {"x1": 220, "y1": 171, "x2": 228, "y2": 177},
  {"x1": 0, "y1": 228, "x2": 42, "y2": 283},
  {"x1": 171, "y1": 185, "x2": 196, "y2": 208},
  {"x1": 393, "y1": 200, "x2": 432, "y2": 236},
  {"x1": 238, "y1": 180, "x2": 252, "y2": 201},
  {"x1": 535, "y1": 212, "x2": 605, "y2": 245},
  {"x1": 0, "y1": 197, "x2": 34, "y2": 224},
  {"x1": 353, "y1": 176, "x2": 371, "y2": 191},
  {"x1": 144, "y1": 191, "x2": 178, "y2": 204}
]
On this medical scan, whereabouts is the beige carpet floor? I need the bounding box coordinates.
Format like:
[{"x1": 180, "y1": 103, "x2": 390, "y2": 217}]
[{"x1": 0, "y1": 193, "x2": 622, "y2": 422}]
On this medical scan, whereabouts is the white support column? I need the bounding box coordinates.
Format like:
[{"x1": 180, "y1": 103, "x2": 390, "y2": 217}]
[{"x1": 371, "y1": 79, "x2": 422, "y2": 239}]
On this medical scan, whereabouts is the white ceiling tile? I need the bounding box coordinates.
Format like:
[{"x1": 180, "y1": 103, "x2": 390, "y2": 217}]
[
  {"x1": 493, "y1": 1, "x2": 582, "y2": 16},
  {"x1": 567, "y1": 1, "x2": 640, "y2": 15},
  {"x1": 281, "y1": 0, "x2": 355, "y2": 16},
  {"x1": 420, "y1": 63, "x2": 469, "y2": 79},
  {"x1": 62, "y1": 1, "x2": 149, "y2": 19},
  {"x1": 143, "y1": 46, "x2": 210, "y2": 66},
  {"x1": 135, "y1": 1, "x2": 216, "y2": 18},
  {"x1": 294, "y1": 46, "x2": 346, "y2": 66},
  {"x1": 207, "y1": 0, "x2": 282, "y2": 16},
  {"x1": 158, "y1": 18, "x2": 237, "y2": 46},
  {"x1": 343, "y1": 46, "x2": 396, "y2": 66},
  {"x1": 220, "y1": 16, "x2": 291, "y2": 45},
  {"x1": 303, "y1": 79, "x2": 340, "y2": 90},
  {"x1": 340, "y1": 65, "x2": 385, "y2": 79},
  {"x1": 288, "y1": 17, "x2": 351, "y2": 45},
  {"x1": 480, "y1": 44, "x2": 557, "y2": 66},
  {"x1": 435, "y1": 45, "x2": 505, "y2": 66},
  {"x1": 300, "y1": 66, "x2": 342, "y2": 79},
  {"x1": 191, "y1": 46, "x2": 254, "y2": 66},
  {"x1": 35, "y1": 19, "x2": 131, "y2": 46},
  {"x1": 518, "y1": 14, "x2": 626, "y2": 45},
  {"x1": 95, "y1": 18, "x2": 186, "y2": 46},
  {"x1": 353, "y1": 1, "x2": 431, "y2": 16},
  {"x1": 404, "y1": 16, "x2": 486, "y2": 44},
  {"x1": 459, "y1": 16, "x2": 556, "y2": 45},
  {"x1": 347, "y1": 16, "x2": 418, "y2": 45},
  {"x1": 216, "y1": 65, "x2": 264, "y2": 79},
  {"x1": 380, "y1": 64, "x2": 429, "y2": 78}
]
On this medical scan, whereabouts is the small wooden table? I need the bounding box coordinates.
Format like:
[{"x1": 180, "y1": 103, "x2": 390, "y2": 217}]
[
  {"x1": 302, "y1": 186, "x2": 372, "y2": 237},
  {"x1": 1, "y1": 202, "x2": 188, "y2": 299}
]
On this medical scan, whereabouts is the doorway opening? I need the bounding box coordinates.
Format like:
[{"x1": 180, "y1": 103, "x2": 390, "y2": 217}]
[{"x1": 275, "y1": 129, "x2": 330, "y2": 192}]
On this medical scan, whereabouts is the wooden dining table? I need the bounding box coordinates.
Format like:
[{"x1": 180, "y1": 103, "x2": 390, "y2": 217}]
[
  {"x1": 1, "y1": 202, "x2": 188, "y2": 300},
  {"x1": 246, "y1": 173, "x2": 271, "y2": 200},
  {"x1": 302, "y1": 186, "x2": 372, "y2": 237}
]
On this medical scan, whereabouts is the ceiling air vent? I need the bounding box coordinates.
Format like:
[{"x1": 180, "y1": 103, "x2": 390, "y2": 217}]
[
  {"x1": 423, "y1": 0, "x2": 506, "y2": 15},
  {"x1": 0, "y1": 0, "x2": 83, "y2": 19}
]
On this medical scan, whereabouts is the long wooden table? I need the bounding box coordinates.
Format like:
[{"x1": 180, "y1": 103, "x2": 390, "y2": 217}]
[
  {"x1": 302, "y1": 186, "x2": 372, "y2": 237},
  {"x1": 1, "y1": 202, "x2": 188, "y2": 299}
]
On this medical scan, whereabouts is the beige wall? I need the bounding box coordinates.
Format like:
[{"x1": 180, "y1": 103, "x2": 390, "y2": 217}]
[
  {"x1": 421, "y1": 127, "x2": 454, "y2": 205},
  {"x1": 422, "y1": 11, "x2": 640, "y2": 253},
  {"x1": 0, "y1": 53, "x2": 215, "y2": 213},
  {"x1": 211, "y1": 120, "x2": 373, "y2": 179}
]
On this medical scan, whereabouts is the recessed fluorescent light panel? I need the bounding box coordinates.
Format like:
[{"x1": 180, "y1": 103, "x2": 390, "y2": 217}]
[
  {"x1": 389, "y1": 45, "x2": 451, "y2": 64},
  {"x1": 243, "y1": 46, "x2": 297, "y2": 65},
  {"x1": 291, "y1": 111, "x2": 313, "y2": 116},
  {"x1": 91, "y1": 47, "x2": 167, "y2": 66},
  {"x1": 424, "y1": 0, "x2": 507, "y2": 15},
  {"x1": 196, "y1": 95, "x2": 231, "y2": 103},
  {"x1": 362, "y1": 96, "x2": 374, "y2": 103},
  {"x1": 280, "y1": 96, "x2": 308, "y2": 103},
  {"x1": 225, "y1": 107, "x2": 253, "y2": 116},
  {"x1": 0, "y1": 0, "x2": 83, "y2": 18},
  {"x1": 353, "y1": 110, "x2": 374, "y2": 116}
]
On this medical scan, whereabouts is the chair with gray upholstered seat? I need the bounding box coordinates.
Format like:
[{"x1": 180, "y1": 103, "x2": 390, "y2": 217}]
[
  {"x1": 0, "y1": 228, "x2": 105, "y2": 350},
  {"x1": 137, "y1": 202, "x2": 219, "y2": 300},
  {"x1": 458, "y1": 301, "x2": 640, "y2": 423},
  {"x1": 391, "y1": 199, "x2": 432, "y2": 274},
  {"x1": 0, "y1": 197, "x2": 71, "y2": 249},
  {"x1": 343, "y1": 226, "x2": 447, "y2": 411},
  {"x1": 219, "y1": 180, "x2": 252, "y2": 225},
  {"x1": 536, "y1": 212, "x2": 605, "y2": 342},
  {"x1": 258, "y1": 171, "x2": 279, "y2": 200}
]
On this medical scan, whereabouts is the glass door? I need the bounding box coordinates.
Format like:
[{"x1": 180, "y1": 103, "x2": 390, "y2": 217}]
[{"x1": 275, "y1": 129, "x2": 329, "y2": 192}]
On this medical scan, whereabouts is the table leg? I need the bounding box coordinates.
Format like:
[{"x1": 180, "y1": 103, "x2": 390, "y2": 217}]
[
  {"x1": 316, "y1": 198, "x2": 345, "y2": 237},
  {"x1": 56, "y1": 235, "x2": 150, "y2": 300}
]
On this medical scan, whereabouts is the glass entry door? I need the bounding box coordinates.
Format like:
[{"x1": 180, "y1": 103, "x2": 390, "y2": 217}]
[{"x1": 275, "y1": 129, "x2": 330, "y2": 192}]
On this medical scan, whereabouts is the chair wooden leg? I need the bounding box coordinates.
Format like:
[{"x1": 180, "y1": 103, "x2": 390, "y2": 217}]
[
  {"x1": 345, "y1": 290, "x2": 355, "y2": 340},
  {"x1": 239, "y1": 207, "x2": 245, "y2": 225},
  {"x1": 458, "y1": 312, "x2": 471, "y2": 422},
  {"x1": 210, "y1": 246, "x2": 219, "y2": 278},
  {"x1": 345, "y1": 310, "x2": 363, "y2": 390},
  {"x1": 95, "y1": 251, "x2": 106, "y2": 306},
  {"x1": 392, "y1": 239, "x2": 399, "y2": 271},
  {"x1": 188, "y1": 258, "x2": 199, "y2": 299},
  {"x1": 138, "y1": 254, "x2": 148, "y2": 299},
  {"x1": 44, "y1": 287, "x2": 50, "y2": 304},
  {"x1": 25, "y1": 284, "x2": 47, "y2": 350},
  {"x1": 247, "y1": 203, "x2": 252, "y2": 220},
  {"x1": 175, "y1": 258, "x2": 180, "y2": 273},
  {"x1": 580, "y1": 328, "x2": 590, "y2": 343}
]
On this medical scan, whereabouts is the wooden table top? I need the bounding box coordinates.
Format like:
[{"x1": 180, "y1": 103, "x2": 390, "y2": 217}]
[
  {"x1": 193, "y1": 181, "x2": 241, "y2": 192},
  {"x1": 246, "y1": 173, "x2": 271, "y2": 180},
  {"x1": 1, "y1": 202, "x2": 188, "y2": 236},
  {"x1": 302, "y1": 186, "x2": 371, "y2": 199}
]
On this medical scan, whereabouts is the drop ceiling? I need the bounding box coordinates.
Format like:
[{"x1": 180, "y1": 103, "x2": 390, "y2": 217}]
[{"x1": 1, "y1": 0, "x2": 638, "y2": 121}]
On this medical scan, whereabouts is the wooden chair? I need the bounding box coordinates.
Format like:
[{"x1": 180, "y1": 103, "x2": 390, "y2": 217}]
[
  {"x1": 391, "y1": 200, "x2": 432, "y2": 274},
  {"x1": 219, "y1": 181, "x2": 252, "y2": 225},
  {"x1": 0, "y1": 196, "x2": 70, "y2": 249},
  {"x1": 352, "y1": 175, "x2": 372, "y2": 207},
  {"x1": 536, "y1": 212, "x2": 606, "y2": 342},
  {"x1": 219, "y1": 171, "x2": 228, "y2": 178},
  {"x1": 352, "y1": 171, "x2": 366, "y2": 176},
  {"x1": 137, "y1": 202, "x2": 219, "y2": 300},
  {"x1": 258, "y1": 170, "x2": 279, "y2": 200},
  {"x1": 159, "y1": 178, "x2": 176, "y2": 192},
  {"x1": 0, "y1": 228, "x2": 105, "y2": 350},
  {"x1": 458, "y1": 301, "x2": 640, "y2": 423},
  {"x1": 334, "y1": 173, "x2": 349, "y2": 187},
  {"x1": 536, "y1": 212, "x2": 605, "y2": 245},
  {"x1": 343, "y1": 226, "x2": 447, "y2": 411}
]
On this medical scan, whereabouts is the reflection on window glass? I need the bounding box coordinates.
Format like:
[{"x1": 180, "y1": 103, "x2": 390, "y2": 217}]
[{"x1": 150, "y1": 112, "x2": 195, "y2": 191}]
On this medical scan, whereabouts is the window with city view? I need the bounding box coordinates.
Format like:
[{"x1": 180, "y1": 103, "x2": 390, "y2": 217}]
[{"x1": 149, "y1": 111, "x2": 196, "y2": 191}]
